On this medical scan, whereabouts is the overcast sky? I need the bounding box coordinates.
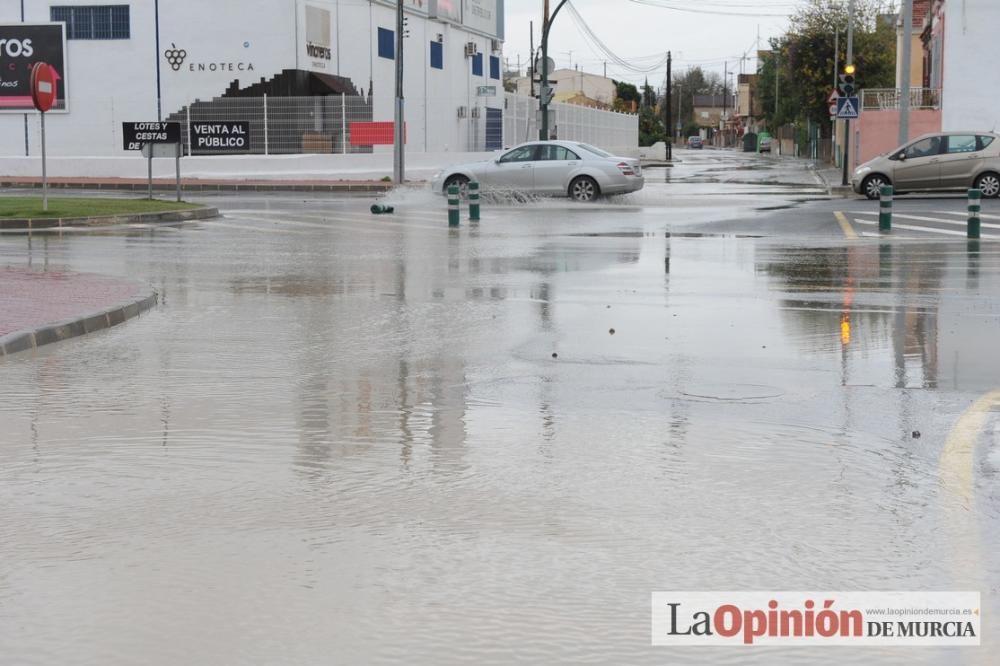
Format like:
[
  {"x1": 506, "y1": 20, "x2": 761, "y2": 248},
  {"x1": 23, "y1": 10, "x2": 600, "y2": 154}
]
[{"x1": 502, "y1": 0, "x2": 808, "y2": 87}]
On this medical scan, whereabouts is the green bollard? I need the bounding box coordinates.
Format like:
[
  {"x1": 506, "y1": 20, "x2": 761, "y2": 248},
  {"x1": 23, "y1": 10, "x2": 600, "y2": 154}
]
[
  {"x1": 968, "y1": 188, "x2": 982, "y2": 239},
  {"x1": 447, "y1": 185, "x2": 460, "y2": 227},
  {"x1": 371, "y1": 203, "x2": 394, "y2": 215},
  {"x1": 879, "y1": 185, "x2": 893, "y2": 233},
  {"x1": 468, "y1": 181, "x2": 480, "y2": 222}
]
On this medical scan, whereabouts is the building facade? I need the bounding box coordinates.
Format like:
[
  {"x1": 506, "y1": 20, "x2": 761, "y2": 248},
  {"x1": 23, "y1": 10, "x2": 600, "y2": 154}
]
[
  {"x1": 514, "y1": 68, "x2": 616, "y2": 107},
  {"x1": 0, "y1": 0, "x2": 505, "y2": 156}
]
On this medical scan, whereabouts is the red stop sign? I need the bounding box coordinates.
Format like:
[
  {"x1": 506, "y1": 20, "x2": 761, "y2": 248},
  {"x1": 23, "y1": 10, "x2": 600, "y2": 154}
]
[{"x1": 30, "y1": 63, "x2": 59, "y2": 113}]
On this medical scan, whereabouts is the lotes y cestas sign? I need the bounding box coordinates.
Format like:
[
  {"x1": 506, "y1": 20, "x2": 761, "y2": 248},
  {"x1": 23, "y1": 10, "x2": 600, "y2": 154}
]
[{"x1": 0, "y1": 23, "x2": 68, "y2": 113}]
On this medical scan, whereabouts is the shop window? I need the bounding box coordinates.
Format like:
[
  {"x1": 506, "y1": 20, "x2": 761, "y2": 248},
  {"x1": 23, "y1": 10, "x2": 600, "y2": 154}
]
[
  {"x1": 378, "y1": 28, "x2": 394, "y2": 60},
  {"x1": 50, "y1": 5, "x2": 130, "y2": 40},
  {"x1": 430, "y1": 41, "x2": 443, "y2": 70}
]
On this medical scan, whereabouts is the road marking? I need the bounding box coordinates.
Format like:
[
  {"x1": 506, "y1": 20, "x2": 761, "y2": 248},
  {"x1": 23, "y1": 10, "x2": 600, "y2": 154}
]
[
  {"x1": 200, "y1": 220, "x2": 312, "y2": 235},
  {"x1": 937, "y1": 210, "x2": 1000, "y2": 221},
  {"x1": 940, "y1": 390, "x2": 1000, "y2": 503},
  {"x1": 854, "y1": 211, "x2": 1000, "y2": 230},
  {"x1": 852, "y1": 218, "x2": 1000, "y2": 239},
  {"x1": 834, "y1": 211, "x2": 858, "y2": 240}
]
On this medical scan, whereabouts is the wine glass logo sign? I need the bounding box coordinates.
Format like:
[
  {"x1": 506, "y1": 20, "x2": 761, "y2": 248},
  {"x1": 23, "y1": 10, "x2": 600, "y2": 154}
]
[{"x1": 164, "y1": 43, "x2": 187, "y2": 71}]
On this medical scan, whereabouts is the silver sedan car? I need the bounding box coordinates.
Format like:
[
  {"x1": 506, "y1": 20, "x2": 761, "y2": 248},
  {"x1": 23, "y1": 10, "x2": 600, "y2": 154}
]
[{"x1": 431, "y1": 140, "x2": 644, "y2": 202}]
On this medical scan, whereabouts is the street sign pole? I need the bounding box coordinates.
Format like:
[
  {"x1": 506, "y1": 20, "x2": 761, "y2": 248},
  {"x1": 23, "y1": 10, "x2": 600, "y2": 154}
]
[
  {"x1": 40, "y1": 111, "x2": 47, "y2": 212},
  {"x1": 393, "y1": 0, "x2": 404, "y2": 185},
  {"x1": 175, "y1": 142, "x2": 182, "y2": 203},
  {"x1": 148, "y1": 151, "x2": 153, "y2": 200},
  {"x1": 843, "y1": 0, "x2": 855, "y2": 186}
]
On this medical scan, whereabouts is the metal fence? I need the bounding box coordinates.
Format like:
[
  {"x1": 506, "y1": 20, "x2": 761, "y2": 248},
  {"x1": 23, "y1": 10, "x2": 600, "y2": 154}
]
[
  {"x1": 161, "y1": 93, "x2": 638, "y2": 157},
  {"x1": 503, "y1": 94, "x2": 639, "y2": 156},
  {"x1": 861, "y1": 88, "x2": 942, "y2": 111},
  {"x1": 168, "y1": 95, "x2": 375, "y2": 156}
]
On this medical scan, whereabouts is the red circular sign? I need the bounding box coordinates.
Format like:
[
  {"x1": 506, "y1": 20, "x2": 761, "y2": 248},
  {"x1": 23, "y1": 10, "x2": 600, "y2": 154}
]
[{"x1": 30, "y1": 63, "x2": 59, "y2": 113}]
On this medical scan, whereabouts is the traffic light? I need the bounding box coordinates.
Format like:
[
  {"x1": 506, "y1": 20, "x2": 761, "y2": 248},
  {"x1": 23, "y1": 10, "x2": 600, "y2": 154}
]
[{"x1": 838, "y1": 64, "x2": 857, "y2": 97}]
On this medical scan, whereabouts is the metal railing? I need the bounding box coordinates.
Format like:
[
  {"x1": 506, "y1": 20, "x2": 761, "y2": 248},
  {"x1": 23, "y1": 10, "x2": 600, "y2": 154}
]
[
  {"x1": 861, "y1": 88, "x2": 942, "y2": 111},
  {"x1": 169, "y1": 94, "x2": 375, "y2": 156}
]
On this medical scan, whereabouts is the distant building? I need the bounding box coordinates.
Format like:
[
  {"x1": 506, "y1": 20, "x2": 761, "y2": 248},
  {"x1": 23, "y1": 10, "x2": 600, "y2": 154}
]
[
  {"x1": 514, "y1": 68, "x2": 616, "y2": 106},
  {"x1": 735, "y1": 74, "x2": 761, "y2": 132},
  {"x1": 692, "y1": 94, "x2": 731, "y2": 129}
]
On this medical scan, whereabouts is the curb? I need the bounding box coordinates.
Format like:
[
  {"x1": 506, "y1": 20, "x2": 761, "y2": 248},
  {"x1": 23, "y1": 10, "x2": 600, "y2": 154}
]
[
  {"x1": 0, "y1": 180, "x2": 393, "y2": 193},
  {"x1": 0, "y1": 288, "x2": 158, "y2": 358},
  {"x1": 0, "y1": 206, "x2": 220, "y2": 230}
]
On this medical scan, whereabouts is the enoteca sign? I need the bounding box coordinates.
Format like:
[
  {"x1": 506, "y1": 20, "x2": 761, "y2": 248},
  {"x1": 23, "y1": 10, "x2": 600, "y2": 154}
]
[{"x1": 0, "y1": 23, "x2": 68, "y2": 113}]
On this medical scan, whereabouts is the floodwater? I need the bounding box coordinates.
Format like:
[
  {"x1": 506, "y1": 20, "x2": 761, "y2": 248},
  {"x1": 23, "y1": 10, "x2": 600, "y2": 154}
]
[{"x1": 1, "y1": 170, "x2": 999, "y2": 663}]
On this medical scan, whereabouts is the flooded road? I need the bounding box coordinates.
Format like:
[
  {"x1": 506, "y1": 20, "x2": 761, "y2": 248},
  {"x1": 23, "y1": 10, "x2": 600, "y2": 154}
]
[{"x1": 1, "y1": 154, "x2": 998, "y2": 663}]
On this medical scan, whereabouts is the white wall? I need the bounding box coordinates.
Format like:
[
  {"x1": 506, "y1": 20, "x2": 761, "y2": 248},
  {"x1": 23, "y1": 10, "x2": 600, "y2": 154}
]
[
  {"x1": 0, "y1": 0, "x2": 504, "y2": 159},
  {"x1": 942, "y1": 0, "x2": 1000, "y2": 131}
]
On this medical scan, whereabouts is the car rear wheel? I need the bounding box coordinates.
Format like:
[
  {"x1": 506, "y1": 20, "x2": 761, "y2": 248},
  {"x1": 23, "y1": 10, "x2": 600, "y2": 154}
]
[
  {"x1": 975, "y1": 172, "x2": 1000, "y2": 198},
  {"x1": 569, "y1": 176, "x2": 599, "y2": 202},
  {"x1": 443, "y1": 175, "x2": 470, "y2": 197},
  {"x1": 862, "y1": 174, "x2": 890, "y2": 200}
]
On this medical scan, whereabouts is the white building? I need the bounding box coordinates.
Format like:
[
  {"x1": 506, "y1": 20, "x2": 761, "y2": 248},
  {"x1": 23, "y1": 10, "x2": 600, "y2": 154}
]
[
  {"x1": 0, "y1": 0, "x2": 505, "y2": 157},
  {"x1": 940, "y1": 0, "x2": 1000, "y2": 131}
]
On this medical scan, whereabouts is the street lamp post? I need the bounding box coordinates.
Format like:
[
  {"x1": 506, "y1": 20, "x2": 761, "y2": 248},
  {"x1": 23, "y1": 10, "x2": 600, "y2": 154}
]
[{"x1": 540, "y1": 0, "x2": 571, "y2": 140}]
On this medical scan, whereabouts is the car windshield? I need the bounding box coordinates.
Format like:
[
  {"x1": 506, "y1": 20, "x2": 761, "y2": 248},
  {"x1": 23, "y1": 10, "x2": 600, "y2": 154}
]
[{"x1": 575, "y1": 143, "x2": 613, "y2": 158}]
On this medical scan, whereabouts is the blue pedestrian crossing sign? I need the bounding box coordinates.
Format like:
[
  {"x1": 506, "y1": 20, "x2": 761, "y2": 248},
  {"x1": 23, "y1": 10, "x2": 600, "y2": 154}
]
[{"x1": 837, "y1": 96, "x2": 860, "y2": 119}]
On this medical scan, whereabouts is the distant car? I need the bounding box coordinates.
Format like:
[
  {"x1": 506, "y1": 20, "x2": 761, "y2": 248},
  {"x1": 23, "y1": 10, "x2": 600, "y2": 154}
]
[
  {"x1": 758, "y1": 137, "x2": 772, "y2": 153},
  {"x1": 686, "y1": 136, "x2": 703, "y2": 149},
  {"x1": 430, "y1": 141, "x2": 644, "y2": 202},
  {"x1": 852, "y1": 131, "x2": 1000, "y2": 199}
]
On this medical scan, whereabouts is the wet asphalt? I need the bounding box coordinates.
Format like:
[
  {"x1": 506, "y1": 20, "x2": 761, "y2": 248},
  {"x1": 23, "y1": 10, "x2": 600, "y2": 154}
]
[{"x1": 1, "y1": 150, "x2": 998, "y2": 664}]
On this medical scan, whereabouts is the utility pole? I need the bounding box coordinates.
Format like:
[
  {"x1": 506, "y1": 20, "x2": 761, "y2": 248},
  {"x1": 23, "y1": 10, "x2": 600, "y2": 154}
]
[
  {"x1": 393, "y1": 0, "x2": 405, "y2": 185},
  {"x1": 676, "y1": 81, "x2": 683, "y2": 141},
  {"x1": 723, "y1": 60, "x2": 728, "y2": 147},
  {"x1": 833, "y1": 30, "x2": 839, "y2": 167},
  {"x1": 540, "y1": 0, "x2": 571, "y2": 140},
  {"x1": 529, "y1": 21, "x2": 534, "y2": 97},
  {"x1": 899, "y1": 0, "x2": 913, "y2": 146},
  {"x1": 665, "y1": 51, "x2": 672, "y2": 161},
  {"x1": 842, "y1": 0, "x2": 855, "y2": 187}
]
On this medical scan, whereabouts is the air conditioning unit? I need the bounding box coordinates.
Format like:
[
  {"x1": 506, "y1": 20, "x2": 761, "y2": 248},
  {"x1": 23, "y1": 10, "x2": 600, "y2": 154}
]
[
  {"x1": 471, "y1": 107, "x2": 481, "y2": 119},
  {"x1": 436, "y1": 34, "x2": 444, "y2": 43},
  {"x1": 457, "y1": 106, "x2": 467, "y2": 118},
  {"x1": 464, "y1": 42, "x2": 478, "y2": 57},
  {"x1": 491, "y1": 39, "x2": 501, "y2": 53}
]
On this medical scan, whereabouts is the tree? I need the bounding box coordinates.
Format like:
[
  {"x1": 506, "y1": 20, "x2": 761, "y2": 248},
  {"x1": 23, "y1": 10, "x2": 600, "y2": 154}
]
[
  {"x1": 756, "y1": 0, "x2": 895, "y2": 134},
  {"x1": 673, "y1": 67, "x2": 724, "y2": 129},
  {"x1": 612, "y1": 80, "x2": 640, "y2": 112},
  {"x1": 639, "y1": 106, "x2": 664, "y2": 146}
]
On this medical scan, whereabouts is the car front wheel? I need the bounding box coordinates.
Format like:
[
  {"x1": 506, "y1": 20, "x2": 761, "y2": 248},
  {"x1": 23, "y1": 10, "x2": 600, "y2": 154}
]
[
  {"x1": 975, "y1": 172, "x2": 1000, "y2": 198},
  {"x1": 862, "y1": 174, "x2": 890, "y2": 200},
  {"x1": 569, "y1": 176, "x2": 599, "y2": 202}
]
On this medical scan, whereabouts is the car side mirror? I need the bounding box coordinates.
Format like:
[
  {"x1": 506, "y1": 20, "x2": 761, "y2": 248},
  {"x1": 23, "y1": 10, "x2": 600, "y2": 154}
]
[{"x1": 898, "y1": 153, "x2": 906, "y2": 161}]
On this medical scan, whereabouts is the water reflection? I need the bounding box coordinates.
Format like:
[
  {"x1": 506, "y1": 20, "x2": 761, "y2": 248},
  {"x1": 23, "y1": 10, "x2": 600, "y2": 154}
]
[{"x1": 758, "y1": 243, "x2": 980, "y2": 390}]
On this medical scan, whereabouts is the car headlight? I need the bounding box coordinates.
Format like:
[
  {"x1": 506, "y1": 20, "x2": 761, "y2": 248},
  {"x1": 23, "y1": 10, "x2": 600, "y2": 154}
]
[{"x1": 854, "y1": 166, "x2": 871, "y2": 176}]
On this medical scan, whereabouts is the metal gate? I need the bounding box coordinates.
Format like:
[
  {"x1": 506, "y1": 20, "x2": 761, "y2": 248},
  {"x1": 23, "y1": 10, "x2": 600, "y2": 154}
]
[{"x1": 485, "y1": 107, "x2": 503, "y2": 150}]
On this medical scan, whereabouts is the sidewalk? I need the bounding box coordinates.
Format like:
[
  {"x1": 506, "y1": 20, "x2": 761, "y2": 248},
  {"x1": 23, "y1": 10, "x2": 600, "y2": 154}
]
[
  {"x1": 0, "y1": 267, "x2": 156, "y2": 356},
  {"x1": 0, "y1": 176, "x2": 393, "y2": 193}
]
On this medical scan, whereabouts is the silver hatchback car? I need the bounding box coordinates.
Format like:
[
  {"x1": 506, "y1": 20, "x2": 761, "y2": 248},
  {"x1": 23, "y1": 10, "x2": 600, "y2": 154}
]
[
  {"x1": 431, "y1": 140, "x2": 644, "y2": 202},
  {"x1": 852, "y1": 131, "x2": 1000, "y2": 199}
]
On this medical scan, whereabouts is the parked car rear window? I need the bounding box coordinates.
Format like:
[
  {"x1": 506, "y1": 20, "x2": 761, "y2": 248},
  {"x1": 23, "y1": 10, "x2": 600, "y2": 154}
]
[
  {"x1": 979, "y1": 136, "x2": 996, "y2": 149},
  {"x1": 946, "y1": 135, "x2": 977, "y2": 153}
]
